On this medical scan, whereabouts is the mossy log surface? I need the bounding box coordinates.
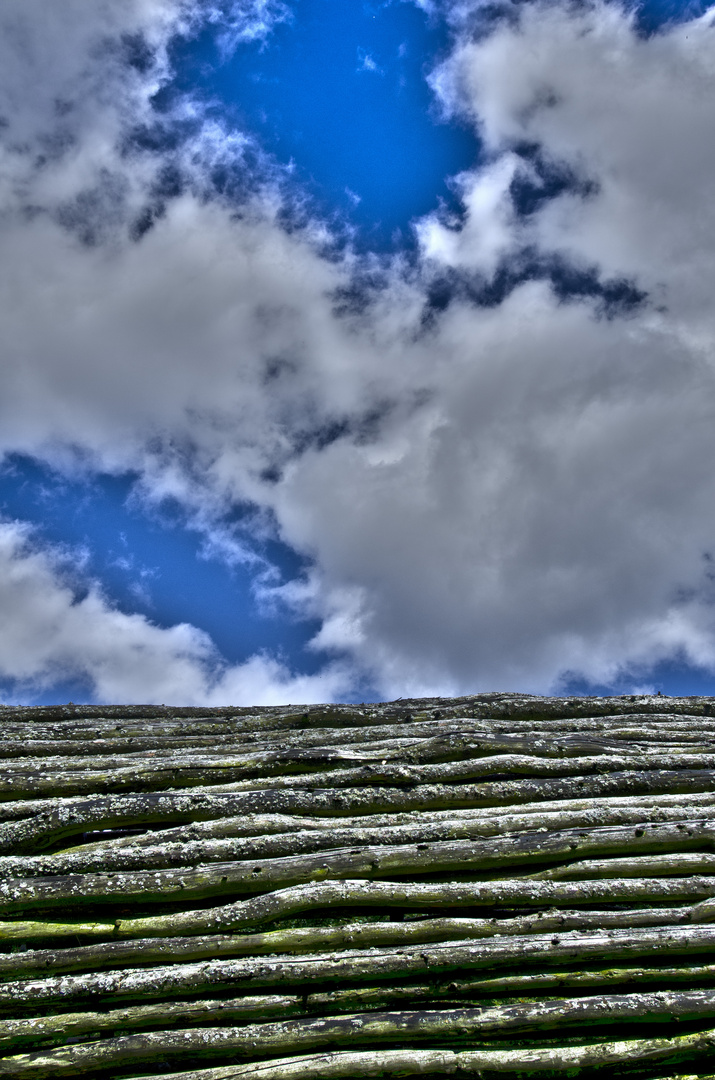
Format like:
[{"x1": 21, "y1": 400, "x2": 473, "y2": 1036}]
[{"x1": 2, "y1": 693, "x2": 715, "y2": 1079}]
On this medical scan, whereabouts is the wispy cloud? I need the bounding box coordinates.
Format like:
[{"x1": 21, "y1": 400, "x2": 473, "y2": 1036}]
[
  {"x1": 357, "y1": 47, "x2": 384, "y2": 74},
  {"x1": 203, "y1": 0, "x2": 292, "y2": 56}
]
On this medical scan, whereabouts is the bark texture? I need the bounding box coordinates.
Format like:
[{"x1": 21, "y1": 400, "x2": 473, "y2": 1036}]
[{"x1": 2, "y1": 693, "x2": 715, "y2": 1079}]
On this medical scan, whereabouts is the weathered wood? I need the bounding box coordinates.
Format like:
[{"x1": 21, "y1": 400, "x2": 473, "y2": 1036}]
[
  {"x1": 2, "y1": 693, "x2": 714, "y2": 723},
  {"x1": 4, "y1": 995, "x2": 715, "y2": 1077},
  {"x1": 94, "y1": 1029, "x2": 715, "y2": 1080},
  {"x1": 13, "y1": 803, "x2": 715, "y2": 875},
  {"x1": 3, "y1": 874, "x2": 714, "y2": 942},
  {"x1": 6, "y1": 724, "x2": 715, "y2": 759},
  {"x1": 3, "y1": 694, "x2": 715, "y2": 1079},
  {"x1": 8, "y1": 729, "x2": 715, "y2": 770},
  {"x1": 66, "y1": 791, "x2": 715, "y2": 852},
  {"x1": 4, "y1": 770, "x2": 714, "y2": 852},
  {"x1": 0, "y1": 733, "x2": 660, "y2": 772},
  {"x1": 6, "y1": 748, "x2": 715, "y2": 799},
  {"x1": 114, "y1": 875, "x2": 715, "y2": 937},
  {"x1": 5, "y1": 924, "x2": 715, "y2": 1008},
  {"x1": 429, "y1": 961, "x2": 715, "y2": 995},
  {"x1": 5, "y1": 905, "x2": 710, "y2": 980},
  {"x1": 4, "y1": 820, "x2": 715, "y2": 912},
  {"x1": 160, "y1": 768, "x2": 715, "y2": 809},
  {"x1": 530, "y1": 851, "x2": 715, "y2": 878},
  {"x1": 10, "y1": 976, "x2": 715, "y2": 1054},
  {"x1": 0, "y1": 997, "x2": 310, "y2": 1054}
]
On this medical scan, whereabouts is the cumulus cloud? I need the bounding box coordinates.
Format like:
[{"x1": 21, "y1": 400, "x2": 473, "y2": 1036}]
[
  {"x1": 431, "y1": 1, "x2": 715, "y2": 308},
  {"x1": 272, "y1": 0, "x2": 715, "y2": 696},
  {"x1": 2, "y1": 0, "x2": 715, "y2": 702},
  {"x1": 0, "y1": 521, "x2": 350, "y2": 705}
]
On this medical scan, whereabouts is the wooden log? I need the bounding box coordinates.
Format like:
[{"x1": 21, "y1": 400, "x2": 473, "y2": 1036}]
[
  {"x1": 8, "y1": 729, "x2": 715, "y2": 771},
  {"x1": 5, "y1": 873, "x2": 715, "y2": 942},
  {"x1": 5, "y1": 924, "x2": 715, "y2": 1008},
  {"x1": 4, "y1": 695, "x2": 715, "y2": 1079},
  {"x1": 117, "y1": 876, "x2": 715, "y2": 939},
  {"x1": 6, "y1": 729, "x2": 715, "y2": 799},
  {"x1": 4, "y1": 994, "x2": 715, "y2": 1077},
  {"x1": 185, "y1": 750, "x2": 715, "y2": 791},
  {"x1": 5, "y1": 723, "x2": 715, "y2": 759},
  {"x1": 66, "y1": 791, "x2": 715, "y2": 853},
  {"x1": 3, "y1": 790, "x2": 714, "y2": 863},
  {"x1": 4, "y1": 771, "x2": 714, "y2": 853},
  {"x1": 1, "y1": 693, "x2": 713, "y2": 725},
  {"x1": 122, "y1": 1031, "x2": 715, "y2": 1079},
  {"x1": 12, "y1": 963, "x2": 715, "y2": 1053},
  {"x1": 7, "y1": 749, "x2": 715, "y2": 799},
  {"x1": 162, "y1": 769, "x2": 715, "y2": 807},
  {"x1": 13, "y1": 1026, "x2": 715, "y2": 1080},
  {"x1": 429, "y1": 960, "x2": 715, "y2": 995},
  {"x1": 4, "y1": 820, "x2": 715, "y2": 912},
  {"x1": 6, "y1": 719, "x2": 715, "y2": 769},
  {"x1": 0, "y1": 707, "x2": 709, "y2": 737},
  {"x1": 4, "y1": 905, "x2": 709, "y2": 980},
  {"x1": 531, "y1": 852, "x2": 715, "y2": 879},
  {"x1": 0, "y1": 996, "x2": 309, "y2": 1054},
  {"x1": 13, "y1": 803, "x2": 715, "y2": 876}
]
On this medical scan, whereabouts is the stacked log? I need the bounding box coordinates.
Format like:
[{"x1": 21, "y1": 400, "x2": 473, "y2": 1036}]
[{"x1": 1, "y1": 693, "x2": 715, "y2": 1079}]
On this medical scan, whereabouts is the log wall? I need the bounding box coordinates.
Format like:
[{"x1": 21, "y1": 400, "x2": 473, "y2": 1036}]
[{"x1": 1, "y1": 693, "x2": 715, "y2": 1079}]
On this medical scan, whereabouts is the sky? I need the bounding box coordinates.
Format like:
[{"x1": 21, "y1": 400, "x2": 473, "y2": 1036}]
[{"x1": 1, "y1": 0, "x2": 715, "y2": 706}]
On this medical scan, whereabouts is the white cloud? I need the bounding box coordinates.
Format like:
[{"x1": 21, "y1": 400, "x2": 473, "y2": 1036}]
[
  {"x1": 357, "y1": 49, "x2": 383, "y2": 74},
  {"x1": 270, "y1": 0, "x2": 715, "y2": 696},
  {"x1": 2, "y1": 0, "x2": 715, "y2": 702},
  {"x1": 0, "y1": 521, "x2": 351, "y2": 705},
  {"x1": 416, "y1": 153, "x2": 521, "y2": 275},
  {"x1": 431, "y1": 1, "x2": 715, "y2": 312},
  {"x1": 0, "y1": 0, "x2": 286, "y2": 233},
  {"x1": 205, "y1": 0, "x2": 291, "y2": 53}
]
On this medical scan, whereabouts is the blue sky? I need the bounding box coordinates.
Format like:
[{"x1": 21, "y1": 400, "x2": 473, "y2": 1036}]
[
  {"x1": 162, "y1": 0, "x2": 478, "y2": 249},
  {"x1": 1, "y1": 0, "x2": 715, "y2": 704},
  {"x1": 0, "y1": 455, "x2": 327, "y2": 704}
]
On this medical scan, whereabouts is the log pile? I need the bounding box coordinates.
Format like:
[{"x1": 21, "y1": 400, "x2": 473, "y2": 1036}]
[{"x1": 1, "y1": 693, "x2": 715, "y2": 1079}]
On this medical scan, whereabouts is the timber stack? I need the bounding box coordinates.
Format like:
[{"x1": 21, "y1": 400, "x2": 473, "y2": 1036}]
[{"x1": 1, "y1": 695, "x2": 715, "y2": 1079}]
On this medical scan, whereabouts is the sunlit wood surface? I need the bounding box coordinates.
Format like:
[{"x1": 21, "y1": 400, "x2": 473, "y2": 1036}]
[{"x1": 2, "y1": 694, "x2": 715, "y2": 1079}]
